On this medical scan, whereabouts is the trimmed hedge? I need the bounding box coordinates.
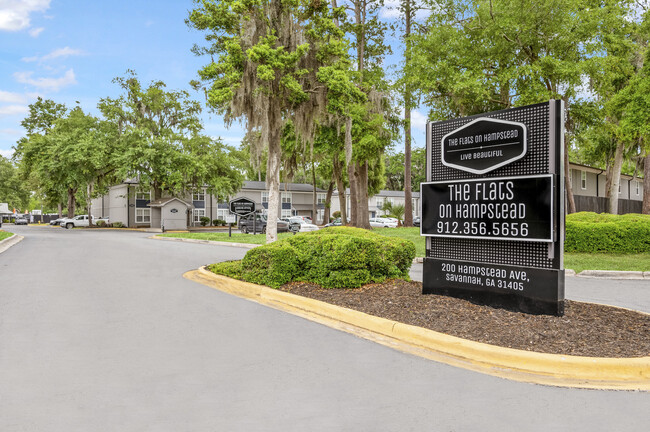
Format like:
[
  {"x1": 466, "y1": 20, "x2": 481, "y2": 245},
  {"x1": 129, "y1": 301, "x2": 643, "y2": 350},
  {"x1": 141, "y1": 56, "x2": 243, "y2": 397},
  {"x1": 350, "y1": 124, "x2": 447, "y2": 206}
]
[
  {"x1": 565, "y1": 212, "x2": 650, "y2": 253},
  {"x1": 209, "y1": 226, "x2": 416, "y2": 289}
]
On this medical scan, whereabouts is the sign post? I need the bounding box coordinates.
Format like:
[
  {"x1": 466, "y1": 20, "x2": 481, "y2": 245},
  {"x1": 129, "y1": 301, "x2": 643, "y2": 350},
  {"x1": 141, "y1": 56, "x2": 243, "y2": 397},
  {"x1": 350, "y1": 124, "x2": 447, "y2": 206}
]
[{"x1": 422, "y1": 101, "x2": 565, "y2": 315}]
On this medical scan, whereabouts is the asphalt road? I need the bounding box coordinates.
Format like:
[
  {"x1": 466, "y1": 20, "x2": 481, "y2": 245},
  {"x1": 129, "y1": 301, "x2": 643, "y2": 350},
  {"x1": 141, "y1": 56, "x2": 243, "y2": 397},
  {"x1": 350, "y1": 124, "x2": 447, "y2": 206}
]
[{"x1": 1, "y1": 225, "x2": 649, "y2": 431}]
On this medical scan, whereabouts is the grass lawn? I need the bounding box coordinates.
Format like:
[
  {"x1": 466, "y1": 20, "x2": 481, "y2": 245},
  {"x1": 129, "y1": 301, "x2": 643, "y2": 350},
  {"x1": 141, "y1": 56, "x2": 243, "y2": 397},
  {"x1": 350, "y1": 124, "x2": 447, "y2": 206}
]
[
  {"x1": 564, "y1": 253, "x2": 650, "y2": 273},
  {"x1": 370, "y1": 227, "x2": 425, "y2": 257},
  {"x1": 0, "y1": 231, "x2": 14, "y2": 241},
  {"x1": 160, "y1": 231, "x2": 297, "y2": 245}
]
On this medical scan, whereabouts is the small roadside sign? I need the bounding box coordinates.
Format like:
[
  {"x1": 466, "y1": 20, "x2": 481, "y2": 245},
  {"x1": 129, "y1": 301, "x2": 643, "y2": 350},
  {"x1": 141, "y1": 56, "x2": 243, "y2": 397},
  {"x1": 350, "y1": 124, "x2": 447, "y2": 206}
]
[{"x1": 229, "y1": 197, "x2": 256, "y2": 216}]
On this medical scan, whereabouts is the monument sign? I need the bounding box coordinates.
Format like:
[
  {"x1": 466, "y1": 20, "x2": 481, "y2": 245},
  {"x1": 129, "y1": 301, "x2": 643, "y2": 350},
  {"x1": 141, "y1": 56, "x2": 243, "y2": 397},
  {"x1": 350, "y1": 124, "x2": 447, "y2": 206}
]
[{"x1": 421, "y1": 101, "x2": 565, "y2": 315}]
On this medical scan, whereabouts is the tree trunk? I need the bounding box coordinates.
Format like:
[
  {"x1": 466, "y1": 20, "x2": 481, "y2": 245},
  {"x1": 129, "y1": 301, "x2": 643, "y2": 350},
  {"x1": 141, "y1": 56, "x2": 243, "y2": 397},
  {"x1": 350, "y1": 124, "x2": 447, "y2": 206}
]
[
  {"x1": 642, "y1": 151, "x2": 650, "y2": 214},
  {"x1": 356, "y1": 161, "x2": 370, "y2": 229},
  {"x1": 67, "y1": 187, "x2": 76, "y2": 218},
  {"x1": 608, "y1": 140, "x2": 625, "y2": 215},
  {"x1": 345, "y1": 117, "x2": 357, "y2": 226},
  {"x1": 87, "y1": 182, "x2": 94, "y2": 227},
  {"x1": 564, "y1": 140, "x2": 576, "y2": 214},
  {"x1": 266, "y1": 109, "x2": 282, "y2": 243},
  {"x1": 605, "y1": 160, "x2": 613, "y2": 200},
  {"x1": 332, "y1": 153, "x2": 347, "y2": 225},
  {"x1": 403, "y1": 0, "x2": 413, "y2": 227},
  {"x1": 324, "y1": 180, "x2": 334, "y2": 224},
  {"x1": 57, "y1": 202, "x2": 62, "y2": 218}
]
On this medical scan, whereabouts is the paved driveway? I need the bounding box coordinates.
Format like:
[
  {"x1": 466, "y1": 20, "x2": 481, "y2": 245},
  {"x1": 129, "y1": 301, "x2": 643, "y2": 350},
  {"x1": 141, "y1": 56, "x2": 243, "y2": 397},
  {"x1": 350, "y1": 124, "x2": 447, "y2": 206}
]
[{"x1": 1, "y1": 226, "x2": 648, "y2": 431}]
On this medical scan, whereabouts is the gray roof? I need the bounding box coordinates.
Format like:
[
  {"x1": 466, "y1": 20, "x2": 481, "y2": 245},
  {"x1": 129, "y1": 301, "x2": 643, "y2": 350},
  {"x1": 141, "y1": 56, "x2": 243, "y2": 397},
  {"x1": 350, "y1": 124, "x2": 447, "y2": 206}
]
[
  {"x1": 242, "y1": 180, "x2": 326, "y2": 193},
  {"x1": 148, "y1": 197, "x2": 193, "y2": 208},
  {"x1": 336, "y1": 189, "x2": 420, "y2": 198}
]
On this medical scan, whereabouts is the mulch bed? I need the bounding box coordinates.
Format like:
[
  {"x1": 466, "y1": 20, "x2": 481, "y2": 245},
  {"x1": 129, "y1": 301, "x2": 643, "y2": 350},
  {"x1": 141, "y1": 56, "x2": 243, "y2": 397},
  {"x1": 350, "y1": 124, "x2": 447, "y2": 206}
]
[{"x1": 279, "y1": 279, "x2": 650, "y2": 358}]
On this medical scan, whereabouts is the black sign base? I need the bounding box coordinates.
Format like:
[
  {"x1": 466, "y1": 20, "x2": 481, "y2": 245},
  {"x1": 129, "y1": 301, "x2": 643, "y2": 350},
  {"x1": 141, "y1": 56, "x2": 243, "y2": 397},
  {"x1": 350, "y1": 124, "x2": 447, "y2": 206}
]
[{"x1": 423, "y1": 258, "x2": 564, "y2": 316}]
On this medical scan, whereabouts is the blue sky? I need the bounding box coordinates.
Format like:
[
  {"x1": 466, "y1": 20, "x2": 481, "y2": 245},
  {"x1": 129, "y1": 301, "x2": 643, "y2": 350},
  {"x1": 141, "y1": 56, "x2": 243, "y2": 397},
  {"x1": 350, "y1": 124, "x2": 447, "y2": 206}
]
[{"x1": 0, "y1": 0, "x2": 427, "y2": 160}]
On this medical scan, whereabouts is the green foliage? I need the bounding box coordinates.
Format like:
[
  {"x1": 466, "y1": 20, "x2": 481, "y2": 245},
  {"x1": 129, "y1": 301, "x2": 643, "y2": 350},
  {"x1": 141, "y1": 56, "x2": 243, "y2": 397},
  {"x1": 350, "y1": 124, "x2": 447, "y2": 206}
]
[
  {"x1": 210, "y1": 227, "x2": 416, "y2": 289},
  {"x1": 112, "y1": 222, "x2": 124, "y2": 228},
  {"x1": 381, "y1": 201, "x2": 405, "y2": 223},
  {"x1": 565, "y1": 212, "x2": 650, "y2": 253},
  {"x1": 213, "y1": 219, "x2": 226, "y2": 226},
  {"x1": 96, "y1": 220, "x2": 107, "y2": 227},
  {"x1": 332, "y1": 211, "x2": 341, "y2": 219},
  {"x1": 208, "y1": 260, "x2": 244, "y2": 280},
  {"x1": 0, "y1": 156, "x2": 30, "y2": 210},
  {"x1": 200, "y1": 216, "x2": 211, "y2": 226},
  {"x1": 98, "y1": 72, "x2": 242, "y2": 199},
  {"x1": 384, "y1": 147, "x2": 426, "y2": 192}
]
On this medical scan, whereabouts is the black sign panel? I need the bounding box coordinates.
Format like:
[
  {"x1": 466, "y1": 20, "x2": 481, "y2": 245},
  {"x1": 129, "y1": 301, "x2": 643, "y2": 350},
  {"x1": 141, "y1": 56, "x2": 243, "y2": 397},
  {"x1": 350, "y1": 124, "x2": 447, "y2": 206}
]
[
  {"x1": 442, "y1": 118, "x2": 526, "y2": 174},
  {"x1": 424, "y1": 101, "x2": 565, "y2": 316},
  {"x1": 421, "y1": 175, "x2": 553, "y2": 242},
  {"x1": 229, "y1": 197, "x2": 256, "y2": 216},
  {"x1": 424, "y1": 258, "x2": 564, "y2": 315}
]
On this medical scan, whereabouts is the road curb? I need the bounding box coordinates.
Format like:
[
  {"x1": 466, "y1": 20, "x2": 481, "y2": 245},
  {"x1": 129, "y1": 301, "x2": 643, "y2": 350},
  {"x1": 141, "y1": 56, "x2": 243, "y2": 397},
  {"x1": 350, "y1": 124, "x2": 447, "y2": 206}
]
[
  {"x1": 577, "y1": 270, "x2": 647, "y2": 280},
  {"x1": 151, "y1": 235, "x2": 259, "y2": 249},
  {"x1": 0, "y1": 233, "x2": 24, "y2": 254},
  {"x1": 184, "y1": 266, "x2": 650, "y2": 391}
]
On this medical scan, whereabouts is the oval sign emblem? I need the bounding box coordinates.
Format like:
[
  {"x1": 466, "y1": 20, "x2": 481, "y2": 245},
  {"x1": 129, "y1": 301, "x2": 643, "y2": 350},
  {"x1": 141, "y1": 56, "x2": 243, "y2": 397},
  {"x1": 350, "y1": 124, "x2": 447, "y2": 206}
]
[
  {"x1": 441, "y1": 117, "x2": 527, "y2": 174},
  {"x1": 170, "y1": 208, "x2": 178, "y2": 213}
]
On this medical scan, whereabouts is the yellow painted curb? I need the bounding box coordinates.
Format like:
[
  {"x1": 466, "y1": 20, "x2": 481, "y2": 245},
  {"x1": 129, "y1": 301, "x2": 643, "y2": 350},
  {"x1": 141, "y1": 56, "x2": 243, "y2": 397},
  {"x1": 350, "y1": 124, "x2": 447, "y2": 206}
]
[{"x1": 185, "y1": 267, "x2": 650, "y2": 391}]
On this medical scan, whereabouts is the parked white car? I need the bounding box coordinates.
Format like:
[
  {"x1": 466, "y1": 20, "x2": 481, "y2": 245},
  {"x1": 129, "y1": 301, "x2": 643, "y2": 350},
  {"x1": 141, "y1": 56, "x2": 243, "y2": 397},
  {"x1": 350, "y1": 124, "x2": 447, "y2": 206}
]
[
  {"x1": 288, "y1": 217, "x2": 319, "y2": 232},
  {"x1": 369, "y1": 217, "x2": 398, "y2": 228},
  {"x1": 60, "y1": 215, "x2": 109, "y2": 229}
]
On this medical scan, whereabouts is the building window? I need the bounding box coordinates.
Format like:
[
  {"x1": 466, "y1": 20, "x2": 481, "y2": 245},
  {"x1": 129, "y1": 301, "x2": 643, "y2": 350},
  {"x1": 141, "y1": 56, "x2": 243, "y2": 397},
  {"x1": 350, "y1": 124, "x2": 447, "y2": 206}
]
[
  {"x1": 376, "y1": 196, "x2": 385, "y2": 209},
  {"x1": 636, "y1": 180, "x2": 640, "y2": 196},
  {"x1": 619, "y1": 182, "x2": 622, "y2": 194},
  {"x1": 193, "y1": 209, "x2": 205, "y2": 223},
  {"x1": 581, "y1": 171, "x2": 587, "y2": 190},
  {"x1": 317, "y1": 208, "x2": 324, "y2": 222},
  {"x1": 136, "y1": 192, "x2": 150, "y2": 201},
  {"x1": 136, "y1": 208, "x2": 150, "y2": 223},
  {"x1": 281, "y1": 192, "x2": 292, "y2": 204},
  {"x1": 317, "y1": 193, "x2": 326, "y2": 205},
  {"x1": 217, "y1": 208, "x2": 229, "y2": 220},
  {"x1": 281, "y1": 209, "x2": 292, "y2": 219},
  {"x1": 193, "y1": 191, "x2": 205, "y2": 201},
  {"x1": 261, "y1": 191, "x2": 269, "y2": 203},
  {"x1": 412, "y1": 198, "x2": 418, "y2": 216}
]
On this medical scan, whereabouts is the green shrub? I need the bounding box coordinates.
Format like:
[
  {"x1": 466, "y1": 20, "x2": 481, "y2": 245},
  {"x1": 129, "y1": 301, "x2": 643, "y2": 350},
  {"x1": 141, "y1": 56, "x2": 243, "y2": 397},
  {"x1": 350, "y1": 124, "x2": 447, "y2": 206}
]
[
  {"x1": 565, "y1": 212, "x2": 650, "y2": 253},
  {"x1": 200, "y1": 216, "x2": 211, "y2": 226},
  {"x1": 210, "y1": 226, "x2": 416, "y2": 289},
  {"x1": 208, "y1": 261, "x2": 243, "y2": 280},
  {"x1": 96, "y1": 220, "x2": 107, "y2": 227},
  {"x1": 332, "y1": 211, "x2": 341, "y2": 219},
  {"x1": 213, "y1": 219, "x2": 226, "y2": 226},
  {"x1": 113, "y1": 221, "x2": 124, "y2": 228}
]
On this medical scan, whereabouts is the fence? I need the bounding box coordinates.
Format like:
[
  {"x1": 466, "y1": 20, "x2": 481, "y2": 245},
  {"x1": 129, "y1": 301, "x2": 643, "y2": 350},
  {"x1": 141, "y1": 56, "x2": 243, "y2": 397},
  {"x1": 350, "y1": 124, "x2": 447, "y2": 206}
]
[{"x1": 573, "y1": 195, "x2": 643, "y2": 214}]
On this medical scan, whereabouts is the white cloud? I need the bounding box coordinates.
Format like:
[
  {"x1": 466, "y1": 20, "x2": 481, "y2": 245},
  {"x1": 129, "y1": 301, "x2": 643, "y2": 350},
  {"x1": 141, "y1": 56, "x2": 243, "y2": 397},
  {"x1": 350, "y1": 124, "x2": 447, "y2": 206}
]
[
  {"x1": 0, "y1": 104, "x2": 29, "y2": 116},
  {"x1": 0, "y1": 0, "x2": 50, "y2": 32},
  {"x1": 380, "y1": 1, "x2": 400, "y2": 19},
  {"x1": 28, "y1": 26, "x2": 43, "y2": 37},
  {"x1": 410, "y1": 110, "x2": 428, "y2": 131},
  {"x1": 0, "y1": 128, "x2": 22, "y2": 136},
  {"x1": 0, "y1": 90, "x2": 29, "y2": 104},
  {"x1": 14, "y1": 68, "x2": 77, "y2": 91},
  {"x1": 0, "y1": 148, "x2": 15, "y2": 159},
  {"x1": 22, "y1": 46, "x2": 84, "y2": 63}
]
